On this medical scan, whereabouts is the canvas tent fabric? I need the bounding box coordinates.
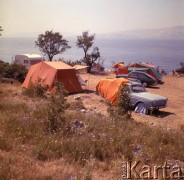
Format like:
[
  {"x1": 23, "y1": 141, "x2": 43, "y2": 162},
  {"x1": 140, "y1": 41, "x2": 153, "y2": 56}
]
[
  {"x1": 141, "y1": 62, "x2": 157, "y2": 69},
  {"x1": 128, "y1": 67, "x2": 149, "y2": 71},
  {"x1": 73, "y1": 65, "x2": 89, "y2": 70},
  {"x1": 112, "y1": 62, "x2": 124, "y2": 68},
  {"x1": 22, "y1": 61, "x2": 83, "y2": 93},
  {"x1": 118, "y1": 66, "x2": 129, "y2": 74},
  {"x1": 117, "y1": 63, "x2": 162, "y2": 82},
  {"x1": 96, "y1": 78, "x2": 129, "y2": 105}
]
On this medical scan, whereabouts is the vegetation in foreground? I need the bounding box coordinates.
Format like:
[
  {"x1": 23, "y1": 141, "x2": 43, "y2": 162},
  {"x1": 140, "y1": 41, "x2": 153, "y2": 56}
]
[
  {"x1": 0, "y1": 82, "x2": 184, "y2": 179},
  {"x1": 0, "y1": 60, "x2": 28, "y2": 83}
]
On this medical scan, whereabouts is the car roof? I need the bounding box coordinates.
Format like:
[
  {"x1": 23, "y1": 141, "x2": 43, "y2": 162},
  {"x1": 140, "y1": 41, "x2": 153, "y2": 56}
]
[
  {"x1": 127, "y1": 81, "x2": 143, "y2": 86},
  {"x1": 130, "y1": 71, "x2": 147, "y2": 75},
  {"x1": 130, "y1": 71, "x2": 155, "y2": 79}
]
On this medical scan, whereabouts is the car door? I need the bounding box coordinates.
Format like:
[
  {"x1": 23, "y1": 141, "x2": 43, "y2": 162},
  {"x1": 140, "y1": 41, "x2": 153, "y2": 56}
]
[
  {"x1": 129, "y1": 85, "x2": 141, "y2": 106},
  {"x1": 129, "y1": 72, "x2": 138, "y2": 79},
  {"x1": 125, "y1": 84, "x2": 138, "y2": 106},
  {"x1": 137, "y1": 73, "x2": 149, "y2": 83}
]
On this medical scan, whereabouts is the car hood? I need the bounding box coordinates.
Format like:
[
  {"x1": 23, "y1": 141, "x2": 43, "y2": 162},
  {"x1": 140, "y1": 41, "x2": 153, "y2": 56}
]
[{"x1": 132, "y1": 92, "x2": 167, "y2": 101}]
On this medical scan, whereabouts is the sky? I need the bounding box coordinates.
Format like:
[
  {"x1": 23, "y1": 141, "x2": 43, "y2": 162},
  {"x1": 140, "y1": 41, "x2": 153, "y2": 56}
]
[{"x1": 0, "y1": 0, "x2": 184, "y2": 37}]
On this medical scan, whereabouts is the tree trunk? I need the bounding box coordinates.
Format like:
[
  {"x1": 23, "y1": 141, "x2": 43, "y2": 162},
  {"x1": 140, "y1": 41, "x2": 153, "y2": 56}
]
[
  {"x1": 48, "y1": 55, "x2": 53, "y2": 61},
  {"x1": 87, "y1": 66, "x2": 92, "y2": 73},
  {"x1": 84, "y1": 51, "x2": 87, "y2": 59}
]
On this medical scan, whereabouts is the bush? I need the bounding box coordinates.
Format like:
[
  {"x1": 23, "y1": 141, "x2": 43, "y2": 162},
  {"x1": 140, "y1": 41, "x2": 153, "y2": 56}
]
[
  {"x1": 46, "y1": 81, "x2": 69, "y2": 132},
  {"x1": 175, "y1": 62, "x2": 184, "y2": 74},
  {"x1": 0, "y1": 60, "x2": 28, "y2": 82},
  {"x1": 0, "y1": 60, "x2": 9, "y2": 78},
  {"x1": 108, "y1": 85, "x2": 132, "y2": 120},
  {"x1": 23, "y1": 78, "x2": 49, "y2": 98}
]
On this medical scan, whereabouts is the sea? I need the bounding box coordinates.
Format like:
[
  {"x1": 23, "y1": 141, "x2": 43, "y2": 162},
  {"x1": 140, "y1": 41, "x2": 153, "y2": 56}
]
[{"x1": 0, "y1": 37, "x2": 184, "y2": 73}]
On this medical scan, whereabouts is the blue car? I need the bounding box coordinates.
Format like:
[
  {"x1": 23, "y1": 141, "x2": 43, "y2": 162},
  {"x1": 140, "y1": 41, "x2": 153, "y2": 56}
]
[
  {"x1": 116, "y1": 71, "x2": 157, "y2": 87},
  {"x1": 126, "y1": 81, "x2": 168, "y2": 114}
]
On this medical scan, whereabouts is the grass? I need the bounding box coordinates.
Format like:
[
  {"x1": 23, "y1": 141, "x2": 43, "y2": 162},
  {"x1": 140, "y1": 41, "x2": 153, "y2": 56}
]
[
  {"x1": 0, "y1": 83, "x2": 184, "y2": 179},
  {"x1": 0, "y1": 156, "x2": 12, "y2": 180}
]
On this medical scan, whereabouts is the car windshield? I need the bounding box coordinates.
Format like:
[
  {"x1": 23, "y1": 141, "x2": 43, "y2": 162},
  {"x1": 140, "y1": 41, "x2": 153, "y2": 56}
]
[{"x1": 131, "y1": 84, "x2": 146, "y2": 93}]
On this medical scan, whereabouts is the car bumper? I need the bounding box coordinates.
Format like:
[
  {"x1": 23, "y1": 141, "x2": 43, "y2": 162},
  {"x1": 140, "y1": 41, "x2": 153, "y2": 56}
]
[
  {"x1": 150, "y1": 105, "x2": 166, "y2": 110},
  {"x1": 152, "y1": 82, "x2": 158, "y2": 86}
]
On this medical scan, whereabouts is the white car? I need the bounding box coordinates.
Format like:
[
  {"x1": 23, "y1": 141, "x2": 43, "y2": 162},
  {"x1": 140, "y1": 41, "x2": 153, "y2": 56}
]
[{"x1": 125, "y1": 81, "x2": 168, "y2": 114}]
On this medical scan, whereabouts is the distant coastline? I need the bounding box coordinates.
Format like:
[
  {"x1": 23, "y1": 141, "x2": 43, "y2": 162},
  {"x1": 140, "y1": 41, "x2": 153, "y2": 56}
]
[{"x1": 0, "y1": 37, "x2": 184, "y2": 73}]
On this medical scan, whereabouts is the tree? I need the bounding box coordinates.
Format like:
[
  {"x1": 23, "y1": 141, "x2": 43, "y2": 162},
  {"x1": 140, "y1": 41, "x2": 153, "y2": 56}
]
[
  {"x1": 0, "y1": 26, "x2": 3, "y2": 36},
  {"x1": 76, "y1": 31, "x2": 100, "y2": 72},
  {"x1": 85, "y1": 47, "x2": 100, "y2": 72},
  {"x1": 35, "y1": 30, "x2": 71, "y2": 61}
]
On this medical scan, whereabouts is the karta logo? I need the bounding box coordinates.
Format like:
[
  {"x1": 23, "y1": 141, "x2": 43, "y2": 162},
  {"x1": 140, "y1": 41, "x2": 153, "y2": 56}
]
[{"x1": 122, "y1": 161, "x2": 184, "y2": 179}]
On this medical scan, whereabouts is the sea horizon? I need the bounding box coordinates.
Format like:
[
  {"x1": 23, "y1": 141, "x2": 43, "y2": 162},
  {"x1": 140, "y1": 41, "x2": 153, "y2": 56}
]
[{"x1": 0, "y1": 36, "x2": 184, "y2": 73}]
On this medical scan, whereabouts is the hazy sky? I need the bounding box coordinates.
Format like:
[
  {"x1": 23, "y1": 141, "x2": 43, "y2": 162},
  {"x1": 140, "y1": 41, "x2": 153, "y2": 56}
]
[{"x1": 0, "y1": 0, "x2": 184, "y2": 37}]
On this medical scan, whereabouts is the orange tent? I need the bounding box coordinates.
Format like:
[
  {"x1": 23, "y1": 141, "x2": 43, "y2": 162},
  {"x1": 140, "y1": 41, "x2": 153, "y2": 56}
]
[
  {"x1": 73, "y1": 65, "x2": 89, "y2": 70},
  {"x1": 96, "y1": 78, "x2": 129, "y2": 105},
  {"x1": 117, "y1": 63, "x2": 162, "y2": 82},
  {"x1": 112, "y1": 62, "x2": 124, "y2": 68},
  {"x1": 22, "y1": 61, "x2": 83, "y2": 93}
]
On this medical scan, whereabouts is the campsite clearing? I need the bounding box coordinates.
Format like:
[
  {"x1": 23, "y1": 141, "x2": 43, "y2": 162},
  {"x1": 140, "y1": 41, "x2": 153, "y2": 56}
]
[
  {"x1": 0, "y1": 73, "x2": 184, "y2": 179},
  {"x1": 73, "y1": 73, "x2": 184, "y2": 130},
  {"x1": 2, "y1": 72, "x2": 183, "y2": 130}
]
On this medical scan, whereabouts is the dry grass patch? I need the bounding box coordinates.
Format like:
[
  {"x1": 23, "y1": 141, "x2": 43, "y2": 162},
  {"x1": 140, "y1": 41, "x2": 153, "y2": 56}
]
[{"x1": 0, "y1": 83, "x2": 184, "y2": 179}]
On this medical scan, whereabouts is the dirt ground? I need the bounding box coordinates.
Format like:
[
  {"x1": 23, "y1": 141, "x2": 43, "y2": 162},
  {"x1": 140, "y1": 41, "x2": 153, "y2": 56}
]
[
  {"x1": 0, "y1": 73, "x2": 183, "y2": 179},
  {"x1": 68, "y1": 73, "x2": 184, "y2": 130}
]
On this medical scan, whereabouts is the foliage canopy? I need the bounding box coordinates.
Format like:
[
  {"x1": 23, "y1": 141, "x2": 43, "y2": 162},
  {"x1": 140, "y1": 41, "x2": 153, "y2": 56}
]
[
  {"x1": 35, "y1": 30, "x2": 71, "y2": 61},
  {"x1": 76, "y1": 31, "x2": 100, "y2": 72},
  {"x1": 0, "y1": 26, "x2": 3, "y2": 36}
]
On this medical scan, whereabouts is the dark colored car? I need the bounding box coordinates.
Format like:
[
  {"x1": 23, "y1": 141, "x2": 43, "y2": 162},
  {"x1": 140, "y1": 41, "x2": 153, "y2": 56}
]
[{"x1": 116, "y1": 71, "x2": 157, "y2": 87}]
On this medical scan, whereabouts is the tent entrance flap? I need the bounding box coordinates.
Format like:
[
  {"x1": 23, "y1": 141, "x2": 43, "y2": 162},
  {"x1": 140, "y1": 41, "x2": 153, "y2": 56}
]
[{"x1": 56, "y1": 69, "x2": 82, "y2": 92}]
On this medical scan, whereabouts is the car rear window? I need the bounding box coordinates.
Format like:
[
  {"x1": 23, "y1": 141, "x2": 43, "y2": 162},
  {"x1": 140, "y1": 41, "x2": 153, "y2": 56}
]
[{"x1": 131, "y1": 85, "x2": 146, "y2": 93}]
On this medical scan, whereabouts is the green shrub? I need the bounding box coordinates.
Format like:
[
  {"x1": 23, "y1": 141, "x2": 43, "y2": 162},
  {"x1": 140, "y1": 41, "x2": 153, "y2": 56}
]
[
  {"x1": 23, "y1": 78, "x2": 49, "y2": 98},
  {"x1": 108, "y1": 85, "x2": 132, "y2": 121},
  {"x1": 46, "y1": 81, "x2": 69, "y2": 132},
  {"x1": 0, "y1": 60, "x2": 9, "y2": 78},
  {"x1": 117, "y1": 85, "x2": 132, "y2": 118},
  {"x1": 0, "y1": 60, "x2": 28, "y2": 82}
]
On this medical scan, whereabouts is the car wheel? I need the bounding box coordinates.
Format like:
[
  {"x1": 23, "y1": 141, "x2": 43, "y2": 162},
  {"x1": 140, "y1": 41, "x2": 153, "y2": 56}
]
[
  {"x1": 143, "y1": 82, "x2": 148, "y2": 87},
  {"x1": 134, "y1": 102, "x2": 148, "y2": 115}
]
